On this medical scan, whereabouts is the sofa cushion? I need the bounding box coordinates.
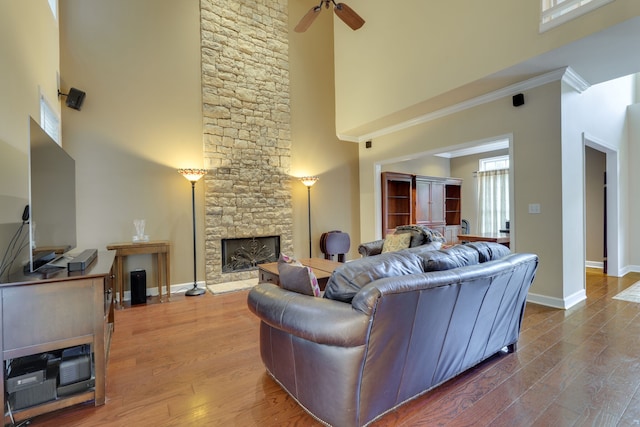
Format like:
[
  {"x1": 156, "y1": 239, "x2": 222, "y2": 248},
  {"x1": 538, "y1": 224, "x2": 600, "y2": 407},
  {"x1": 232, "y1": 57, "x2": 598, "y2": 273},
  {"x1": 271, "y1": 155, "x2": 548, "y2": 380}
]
[
  {"x1": 323, "y1": 251, "x2": 424, "y2": 303},
  {"x1": 403, "y1": 241, "x2": 443, "y2": 255},
  {"x1": 465, "y1": 242, "x2": 511, "y2": 262},
  {"x1": 418, "y1": 244, "x2": 480, "y2": 272},
  {"x1": 381, "y1": 233, "x2": 411, "y2": 253},
  {"x1": 278, "y1": 254, "x2": 321, "y2": 297}
]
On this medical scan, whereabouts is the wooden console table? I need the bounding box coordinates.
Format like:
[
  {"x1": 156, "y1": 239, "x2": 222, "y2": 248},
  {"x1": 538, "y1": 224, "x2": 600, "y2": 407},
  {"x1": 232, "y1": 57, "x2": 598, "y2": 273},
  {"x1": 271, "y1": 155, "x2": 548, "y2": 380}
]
[
  {"x1": 106, "y1": 240, "x2": 171, "y2": 307},
  {"x1": 1, "y1": 251, "x2": 115, "y2": 424},
  {"x1": 258, "y1": 258, "x2": 342, "y2": 291}
]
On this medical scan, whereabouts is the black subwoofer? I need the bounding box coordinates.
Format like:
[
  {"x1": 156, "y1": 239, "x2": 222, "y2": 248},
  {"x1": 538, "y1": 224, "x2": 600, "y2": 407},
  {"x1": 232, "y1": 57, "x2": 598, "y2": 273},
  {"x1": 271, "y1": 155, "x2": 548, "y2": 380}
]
[{"x1": 130, "y1": 269, "x2": 147, "y2": 305}]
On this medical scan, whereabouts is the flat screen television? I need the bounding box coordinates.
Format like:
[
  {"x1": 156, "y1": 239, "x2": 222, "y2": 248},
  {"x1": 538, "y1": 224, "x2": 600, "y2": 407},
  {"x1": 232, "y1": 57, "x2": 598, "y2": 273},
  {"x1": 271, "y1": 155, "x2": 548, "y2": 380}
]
[{"x1": 28, "y1": 117, "x2": 77, "y2": 271}]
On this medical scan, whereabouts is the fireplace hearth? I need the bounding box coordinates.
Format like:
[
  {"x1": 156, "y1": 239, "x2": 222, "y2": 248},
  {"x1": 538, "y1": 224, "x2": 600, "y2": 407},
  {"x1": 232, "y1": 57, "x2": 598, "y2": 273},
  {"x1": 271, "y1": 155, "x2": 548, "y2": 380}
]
[{"x1": 221, "y1": 236, "x2": 280, "y2": 273}]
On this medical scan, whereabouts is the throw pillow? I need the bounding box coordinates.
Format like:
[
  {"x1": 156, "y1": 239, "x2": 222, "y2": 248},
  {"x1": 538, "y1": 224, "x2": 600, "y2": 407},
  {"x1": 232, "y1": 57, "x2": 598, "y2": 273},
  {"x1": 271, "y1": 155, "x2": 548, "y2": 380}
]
[
  {"x1": 277, "y1": 254, "x2": 321, "y2": 297},
  {"x1": 381, "y1": 233, "x2": 412, "y2": 253}
]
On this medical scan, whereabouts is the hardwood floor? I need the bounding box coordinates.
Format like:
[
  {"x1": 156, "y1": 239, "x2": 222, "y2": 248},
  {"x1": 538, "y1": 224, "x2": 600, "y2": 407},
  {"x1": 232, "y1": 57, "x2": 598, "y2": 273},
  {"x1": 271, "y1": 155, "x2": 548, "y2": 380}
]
[{"x1": 29, "y1": 269, "x2": 640, "y2": 426}]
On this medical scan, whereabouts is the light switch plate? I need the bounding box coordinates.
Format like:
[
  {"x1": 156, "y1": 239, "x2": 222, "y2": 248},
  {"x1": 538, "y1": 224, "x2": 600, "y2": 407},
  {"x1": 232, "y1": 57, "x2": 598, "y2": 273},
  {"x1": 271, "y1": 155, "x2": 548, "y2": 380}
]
[{"x1": 528, "y1": 203, "x2": 541, "y2": 214}]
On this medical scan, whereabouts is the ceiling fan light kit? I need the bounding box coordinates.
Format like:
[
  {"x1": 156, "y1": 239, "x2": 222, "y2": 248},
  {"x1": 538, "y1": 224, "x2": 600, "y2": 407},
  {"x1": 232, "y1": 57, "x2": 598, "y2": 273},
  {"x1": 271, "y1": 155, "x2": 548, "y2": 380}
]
[{"x1": 295, "y1": 0, "x2": 365, "y2": 33}]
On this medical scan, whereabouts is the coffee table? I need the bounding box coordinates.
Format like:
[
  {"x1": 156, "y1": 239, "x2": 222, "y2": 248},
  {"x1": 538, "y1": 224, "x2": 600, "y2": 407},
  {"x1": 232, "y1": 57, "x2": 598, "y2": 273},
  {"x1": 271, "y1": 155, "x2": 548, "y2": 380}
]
[{"x1": 258, "y1": 258, "x2": 342, "y2": 291}]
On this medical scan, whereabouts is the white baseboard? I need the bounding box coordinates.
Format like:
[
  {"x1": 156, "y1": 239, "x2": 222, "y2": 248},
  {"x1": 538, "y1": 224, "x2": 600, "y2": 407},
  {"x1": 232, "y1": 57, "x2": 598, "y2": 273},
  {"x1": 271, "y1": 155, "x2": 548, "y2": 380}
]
[
  {"x1": 585, "y1": 260, "x2": 603, "y2": 269},
  {"x1": 527, "y1": 289, "x2": 587, "y2": 309},
  {"x1": 120, "y1": 281, "x2": 205, "y2": 301}
]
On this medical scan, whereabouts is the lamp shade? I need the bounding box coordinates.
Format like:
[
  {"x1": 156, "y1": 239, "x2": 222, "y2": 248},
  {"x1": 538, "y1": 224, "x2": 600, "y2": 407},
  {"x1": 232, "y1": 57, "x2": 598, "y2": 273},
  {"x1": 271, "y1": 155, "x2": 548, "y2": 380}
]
[
  {"x1": 300, "y1": 176, "x2": 319, "y2": 187},
  {"x1": 178, "y1": 168, "x2": 207, "y2": 182}
]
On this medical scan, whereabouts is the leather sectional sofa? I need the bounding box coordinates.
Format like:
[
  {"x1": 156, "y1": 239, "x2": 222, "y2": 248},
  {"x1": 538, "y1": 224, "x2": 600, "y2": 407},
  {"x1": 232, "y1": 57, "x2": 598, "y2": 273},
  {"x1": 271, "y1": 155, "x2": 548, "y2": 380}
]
[{"x1": 247, "y1": 242, "x2": 538, "y2": 426}]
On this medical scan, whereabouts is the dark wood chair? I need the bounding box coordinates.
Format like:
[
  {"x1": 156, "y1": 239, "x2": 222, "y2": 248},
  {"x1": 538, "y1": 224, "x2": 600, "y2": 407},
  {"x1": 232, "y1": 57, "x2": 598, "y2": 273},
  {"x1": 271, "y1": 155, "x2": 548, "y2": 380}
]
[{"x1": 320, "y1": 230, "x2": 350, "y2": 262}]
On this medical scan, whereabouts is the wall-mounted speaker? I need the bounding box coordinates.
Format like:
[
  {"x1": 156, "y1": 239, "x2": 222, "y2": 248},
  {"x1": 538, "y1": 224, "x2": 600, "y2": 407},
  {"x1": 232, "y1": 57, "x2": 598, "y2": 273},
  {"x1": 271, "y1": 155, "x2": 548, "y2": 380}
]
[
  {"x1": 512, "y1": 93, "x2": 525, "y2": 107},
  {"x1": 65, "y1": 88, "x2": 86, "y2": 110},
  {"x1": 58, "y1": 87, "x2": 86, "y2": 110}
]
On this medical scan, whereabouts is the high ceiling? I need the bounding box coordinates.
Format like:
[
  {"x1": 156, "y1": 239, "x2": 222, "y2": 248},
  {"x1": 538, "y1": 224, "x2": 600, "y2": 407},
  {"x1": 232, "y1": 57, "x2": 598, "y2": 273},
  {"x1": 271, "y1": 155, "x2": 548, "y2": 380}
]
[{"x1": 340, "y1": 16, "x2": 640, "y2": 142}]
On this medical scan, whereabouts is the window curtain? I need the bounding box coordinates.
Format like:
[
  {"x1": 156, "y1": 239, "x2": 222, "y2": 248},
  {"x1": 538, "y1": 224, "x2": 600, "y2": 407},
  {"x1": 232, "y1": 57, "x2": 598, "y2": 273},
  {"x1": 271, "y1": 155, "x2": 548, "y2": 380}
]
[{"x1": 476, "y1": 169, "x2": 509, "y2": 234}]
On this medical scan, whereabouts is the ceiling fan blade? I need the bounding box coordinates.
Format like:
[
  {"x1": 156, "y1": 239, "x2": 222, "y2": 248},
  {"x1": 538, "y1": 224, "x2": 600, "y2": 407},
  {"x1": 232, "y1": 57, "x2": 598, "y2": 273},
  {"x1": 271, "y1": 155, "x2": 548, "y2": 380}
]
[
  {"x1": 295, "y1": 6, "x2": 322, "y2": 33},
  {"x1": 333, "y1": 3, "x2": 365, "y2": 30}
]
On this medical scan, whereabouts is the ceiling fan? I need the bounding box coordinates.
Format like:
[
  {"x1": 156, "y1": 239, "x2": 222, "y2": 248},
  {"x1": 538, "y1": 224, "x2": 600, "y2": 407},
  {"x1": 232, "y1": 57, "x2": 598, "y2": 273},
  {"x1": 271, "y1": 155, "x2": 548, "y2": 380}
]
[{"x1": 295, "y1": 0, "x2": 365, "y2": 33}]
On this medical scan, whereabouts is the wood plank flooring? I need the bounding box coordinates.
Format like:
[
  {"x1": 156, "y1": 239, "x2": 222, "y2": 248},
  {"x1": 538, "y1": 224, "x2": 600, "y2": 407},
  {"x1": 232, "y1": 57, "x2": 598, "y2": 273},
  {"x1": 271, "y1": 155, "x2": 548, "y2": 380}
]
[{"x1": 29, "y1": 269, "x2": 640, "y2": 426}]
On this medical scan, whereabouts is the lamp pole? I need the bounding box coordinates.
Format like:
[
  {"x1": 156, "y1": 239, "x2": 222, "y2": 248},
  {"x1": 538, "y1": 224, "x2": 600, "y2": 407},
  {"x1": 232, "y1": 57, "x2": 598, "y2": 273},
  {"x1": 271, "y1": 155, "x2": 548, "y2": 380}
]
[
  {"x1": 178, "y1": 168, "x2": 207, "y2": 296},
  {"x1": 188, "y1": 180, "x2": 199, "y2": 294},
  {"x1": 300, "y1": 176, "x2": 318, "y2": 258},
  {"x1": 307, "y1": 185, "x2": 312, "y2": 257}
]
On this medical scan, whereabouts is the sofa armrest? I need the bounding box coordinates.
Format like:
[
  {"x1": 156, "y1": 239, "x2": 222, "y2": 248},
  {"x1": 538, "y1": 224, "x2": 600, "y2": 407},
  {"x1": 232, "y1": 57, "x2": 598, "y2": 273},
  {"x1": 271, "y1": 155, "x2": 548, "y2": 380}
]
[
  {"x1": 358, "y1": 239, "x2": 385, "y2": 257},
  {"x1": 247, "y1": 283, "x2": 371, "y2": 347}
]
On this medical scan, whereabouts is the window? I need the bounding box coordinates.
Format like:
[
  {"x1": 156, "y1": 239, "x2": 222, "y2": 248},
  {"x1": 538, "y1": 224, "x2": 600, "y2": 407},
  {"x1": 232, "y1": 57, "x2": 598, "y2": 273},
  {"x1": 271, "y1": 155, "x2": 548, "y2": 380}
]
[
  {"x1": 479, "y1": 155, "x2": 509, "y2": 172},
  {"x1": 40, "y1": 94, "x2": 61, "y2": 144},
  {"x1": 541, "y1": 0, "x2": 614, "y2": 32},
  {"x1": 476, "y1": 155, "x2": 509, "y2": 234}
]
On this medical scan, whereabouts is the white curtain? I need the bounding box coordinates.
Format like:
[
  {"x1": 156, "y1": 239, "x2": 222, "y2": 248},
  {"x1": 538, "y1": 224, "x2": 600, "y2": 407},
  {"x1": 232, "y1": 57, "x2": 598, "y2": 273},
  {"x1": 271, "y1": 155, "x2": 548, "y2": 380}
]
[{"x1": 476, "y1": 169, "x2": 509, "y2": 234}]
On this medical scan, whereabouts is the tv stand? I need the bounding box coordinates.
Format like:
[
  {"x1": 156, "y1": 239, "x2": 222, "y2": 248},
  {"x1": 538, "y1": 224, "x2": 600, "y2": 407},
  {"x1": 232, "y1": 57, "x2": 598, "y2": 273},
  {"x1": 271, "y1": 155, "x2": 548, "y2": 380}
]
[{"x1": 1, "y1": 251, "x2": 115, "y2": 424}]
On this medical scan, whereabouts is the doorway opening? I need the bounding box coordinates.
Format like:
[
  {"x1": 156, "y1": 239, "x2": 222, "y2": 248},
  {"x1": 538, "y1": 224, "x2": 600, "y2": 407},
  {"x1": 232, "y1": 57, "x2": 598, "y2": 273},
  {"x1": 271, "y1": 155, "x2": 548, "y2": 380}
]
[{"x1": 583, "y1": 133, "x2": 619, "y2": 277}]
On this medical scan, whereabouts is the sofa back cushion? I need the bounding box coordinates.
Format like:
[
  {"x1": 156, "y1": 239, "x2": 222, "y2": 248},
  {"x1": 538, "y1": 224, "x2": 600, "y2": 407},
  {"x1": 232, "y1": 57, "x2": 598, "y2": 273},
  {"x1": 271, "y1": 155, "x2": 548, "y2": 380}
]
[
  {"x1": 416, "y1": 244, "x2": 480, "y2": 272},
  {"x1": 323, "y1": 251, "x2": 424, "y2": 303},
  {"x1": 465, "y1": 241, "x2": 511, "y2": 262}
]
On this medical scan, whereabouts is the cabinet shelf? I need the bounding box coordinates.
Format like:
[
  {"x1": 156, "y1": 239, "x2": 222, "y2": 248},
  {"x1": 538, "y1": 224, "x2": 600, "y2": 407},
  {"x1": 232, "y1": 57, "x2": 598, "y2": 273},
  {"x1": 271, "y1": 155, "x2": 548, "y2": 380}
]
[{"x1": 382, "y1": 172, "x2": 414, "y2": 237}]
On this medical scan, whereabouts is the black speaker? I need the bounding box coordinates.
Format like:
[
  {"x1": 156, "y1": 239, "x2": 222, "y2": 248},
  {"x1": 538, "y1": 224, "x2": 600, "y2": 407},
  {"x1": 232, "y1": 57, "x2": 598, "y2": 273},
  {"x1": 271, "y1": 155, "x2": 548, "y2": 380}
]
[
  {"x1": 130, "y1": 269, "x2": 147, "y2": 305},
  {"x1": 512, "y1": 93, "x2": 525, "y2": 107},
  {"x1": 65, "y1": 88, "x2": 86, "y2": 110}
]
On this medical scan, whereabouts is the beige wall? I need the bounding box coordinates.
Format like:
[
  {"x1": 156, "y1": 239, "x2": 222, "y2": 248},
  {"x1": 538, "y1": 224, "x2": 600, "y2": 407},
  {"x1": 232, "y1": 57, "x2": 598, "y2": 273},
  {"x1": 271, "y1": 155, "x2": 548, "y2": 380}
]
[
  {"x1": 359, "y1": 81, "x2": 564, "y2": 302},
  {"x1": 333, "y1": 0, "x2": 640, "y2": 136},
  {"x1": 382, "y1": 156, "x2": 450, "y2": 177},
  {"x1": 59, "y1": 0, "x2": 204, "y2": 289},
  {"x1": 0, "y1": 0, "x2": 59, "y2": 148},
  {"x1": 57, "y1": 0, "x2": 361, "y2": 296},
  {"x1": 289, "y1": 0, "x2": 360, "y2": 260},
  {"x1": 0, "y1": 1, "x2": 60, "y2": 279}
]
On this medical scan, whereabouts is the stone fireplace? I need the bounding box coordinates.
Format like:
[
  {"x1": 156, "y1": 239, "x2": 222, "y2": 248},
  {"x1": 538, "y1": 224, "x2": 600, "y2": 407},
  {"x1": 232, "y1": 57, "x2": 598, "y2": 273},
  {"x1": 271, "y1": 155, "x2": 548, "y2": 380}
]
[{"x1": 200, "y1": 0, "x2": 293, "y2": 285}]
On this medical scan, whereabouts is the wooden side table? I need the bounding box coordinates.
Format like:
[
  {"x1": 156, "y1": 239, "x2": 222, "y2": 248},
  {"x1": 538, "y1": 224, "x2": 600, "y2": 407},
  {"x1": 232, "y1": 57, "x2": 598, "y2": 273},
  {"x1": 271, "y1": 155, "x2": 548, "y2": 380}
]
[
  {"x1": 258, "y1": 258, "x2": 342, "y2": 291},
  {"x1": 106, "y1": 240, "x2": 171, "y2": 307}
]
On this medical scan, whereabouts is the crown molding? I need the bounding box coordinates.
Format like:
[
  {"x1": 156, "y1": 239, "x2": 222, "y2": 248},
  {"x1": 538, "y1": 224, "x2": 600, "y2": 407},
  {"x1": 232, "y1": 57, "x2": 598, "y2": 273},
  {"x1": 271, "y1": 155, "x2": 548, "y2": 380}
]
[
  {"x1": 337, "y1": 67, "x2": 590, "y2": 143},
  {"x1": 562, "y1": 66, "x2": 591, "y2": 92}
]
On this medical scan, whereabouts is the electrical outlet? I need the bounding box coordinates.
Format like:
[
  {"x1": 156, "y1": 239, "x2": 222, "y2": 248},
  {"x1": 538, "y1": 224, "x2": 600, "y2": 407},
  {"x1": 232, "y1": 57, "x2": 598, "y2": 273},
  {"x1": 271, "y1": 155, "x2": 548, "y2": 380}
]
[{"x1": 528, "y1": 203, "x2": 541, "y2": 214}]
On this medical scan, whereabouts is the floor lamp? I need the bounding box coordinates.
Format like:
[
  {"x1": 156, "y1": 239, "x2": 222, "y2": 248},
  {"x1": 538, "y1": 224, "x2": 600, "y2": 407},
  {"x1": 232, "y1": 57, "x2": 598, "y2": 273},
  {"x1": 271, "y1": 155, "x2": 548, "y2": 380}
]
[
  {"x1": 300, "y1": 176, "x2": 318, "y2": 258},
  {"x1": 178, "y1": 168, "x2": 207, "y2": 296}
]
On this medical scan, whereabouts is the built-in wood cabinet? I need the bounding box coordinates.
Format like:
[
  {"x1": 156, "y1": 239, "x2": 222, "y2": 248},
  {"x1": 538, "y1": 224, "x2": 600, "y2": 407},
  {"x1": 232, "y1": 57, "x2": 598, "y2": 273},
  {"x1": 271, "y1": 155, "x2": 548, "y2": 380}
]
[
  {"x1": 414, "y1": 176, "x2": 446, "y2": 228},
  {"x1": 444, "y1": 183, "x2": 462, "y2": 243},
  {"x1": 382, "y1": 172, "x2": 462, "y2": 243},
  {"x1": 381, "y1": 172, "x2": 413, "y2": 236}
]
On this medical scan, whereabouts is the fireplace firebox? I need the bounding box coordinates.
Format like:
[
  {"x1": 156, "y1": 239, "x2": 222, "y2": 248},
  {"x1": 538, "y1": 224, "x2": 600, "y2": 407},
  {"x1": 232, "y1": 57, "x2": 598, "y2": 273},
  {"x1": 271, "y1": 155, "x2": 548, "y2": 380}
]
[{"x1": 221, "y1": 236, "x2": 280, "y2": 273}]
